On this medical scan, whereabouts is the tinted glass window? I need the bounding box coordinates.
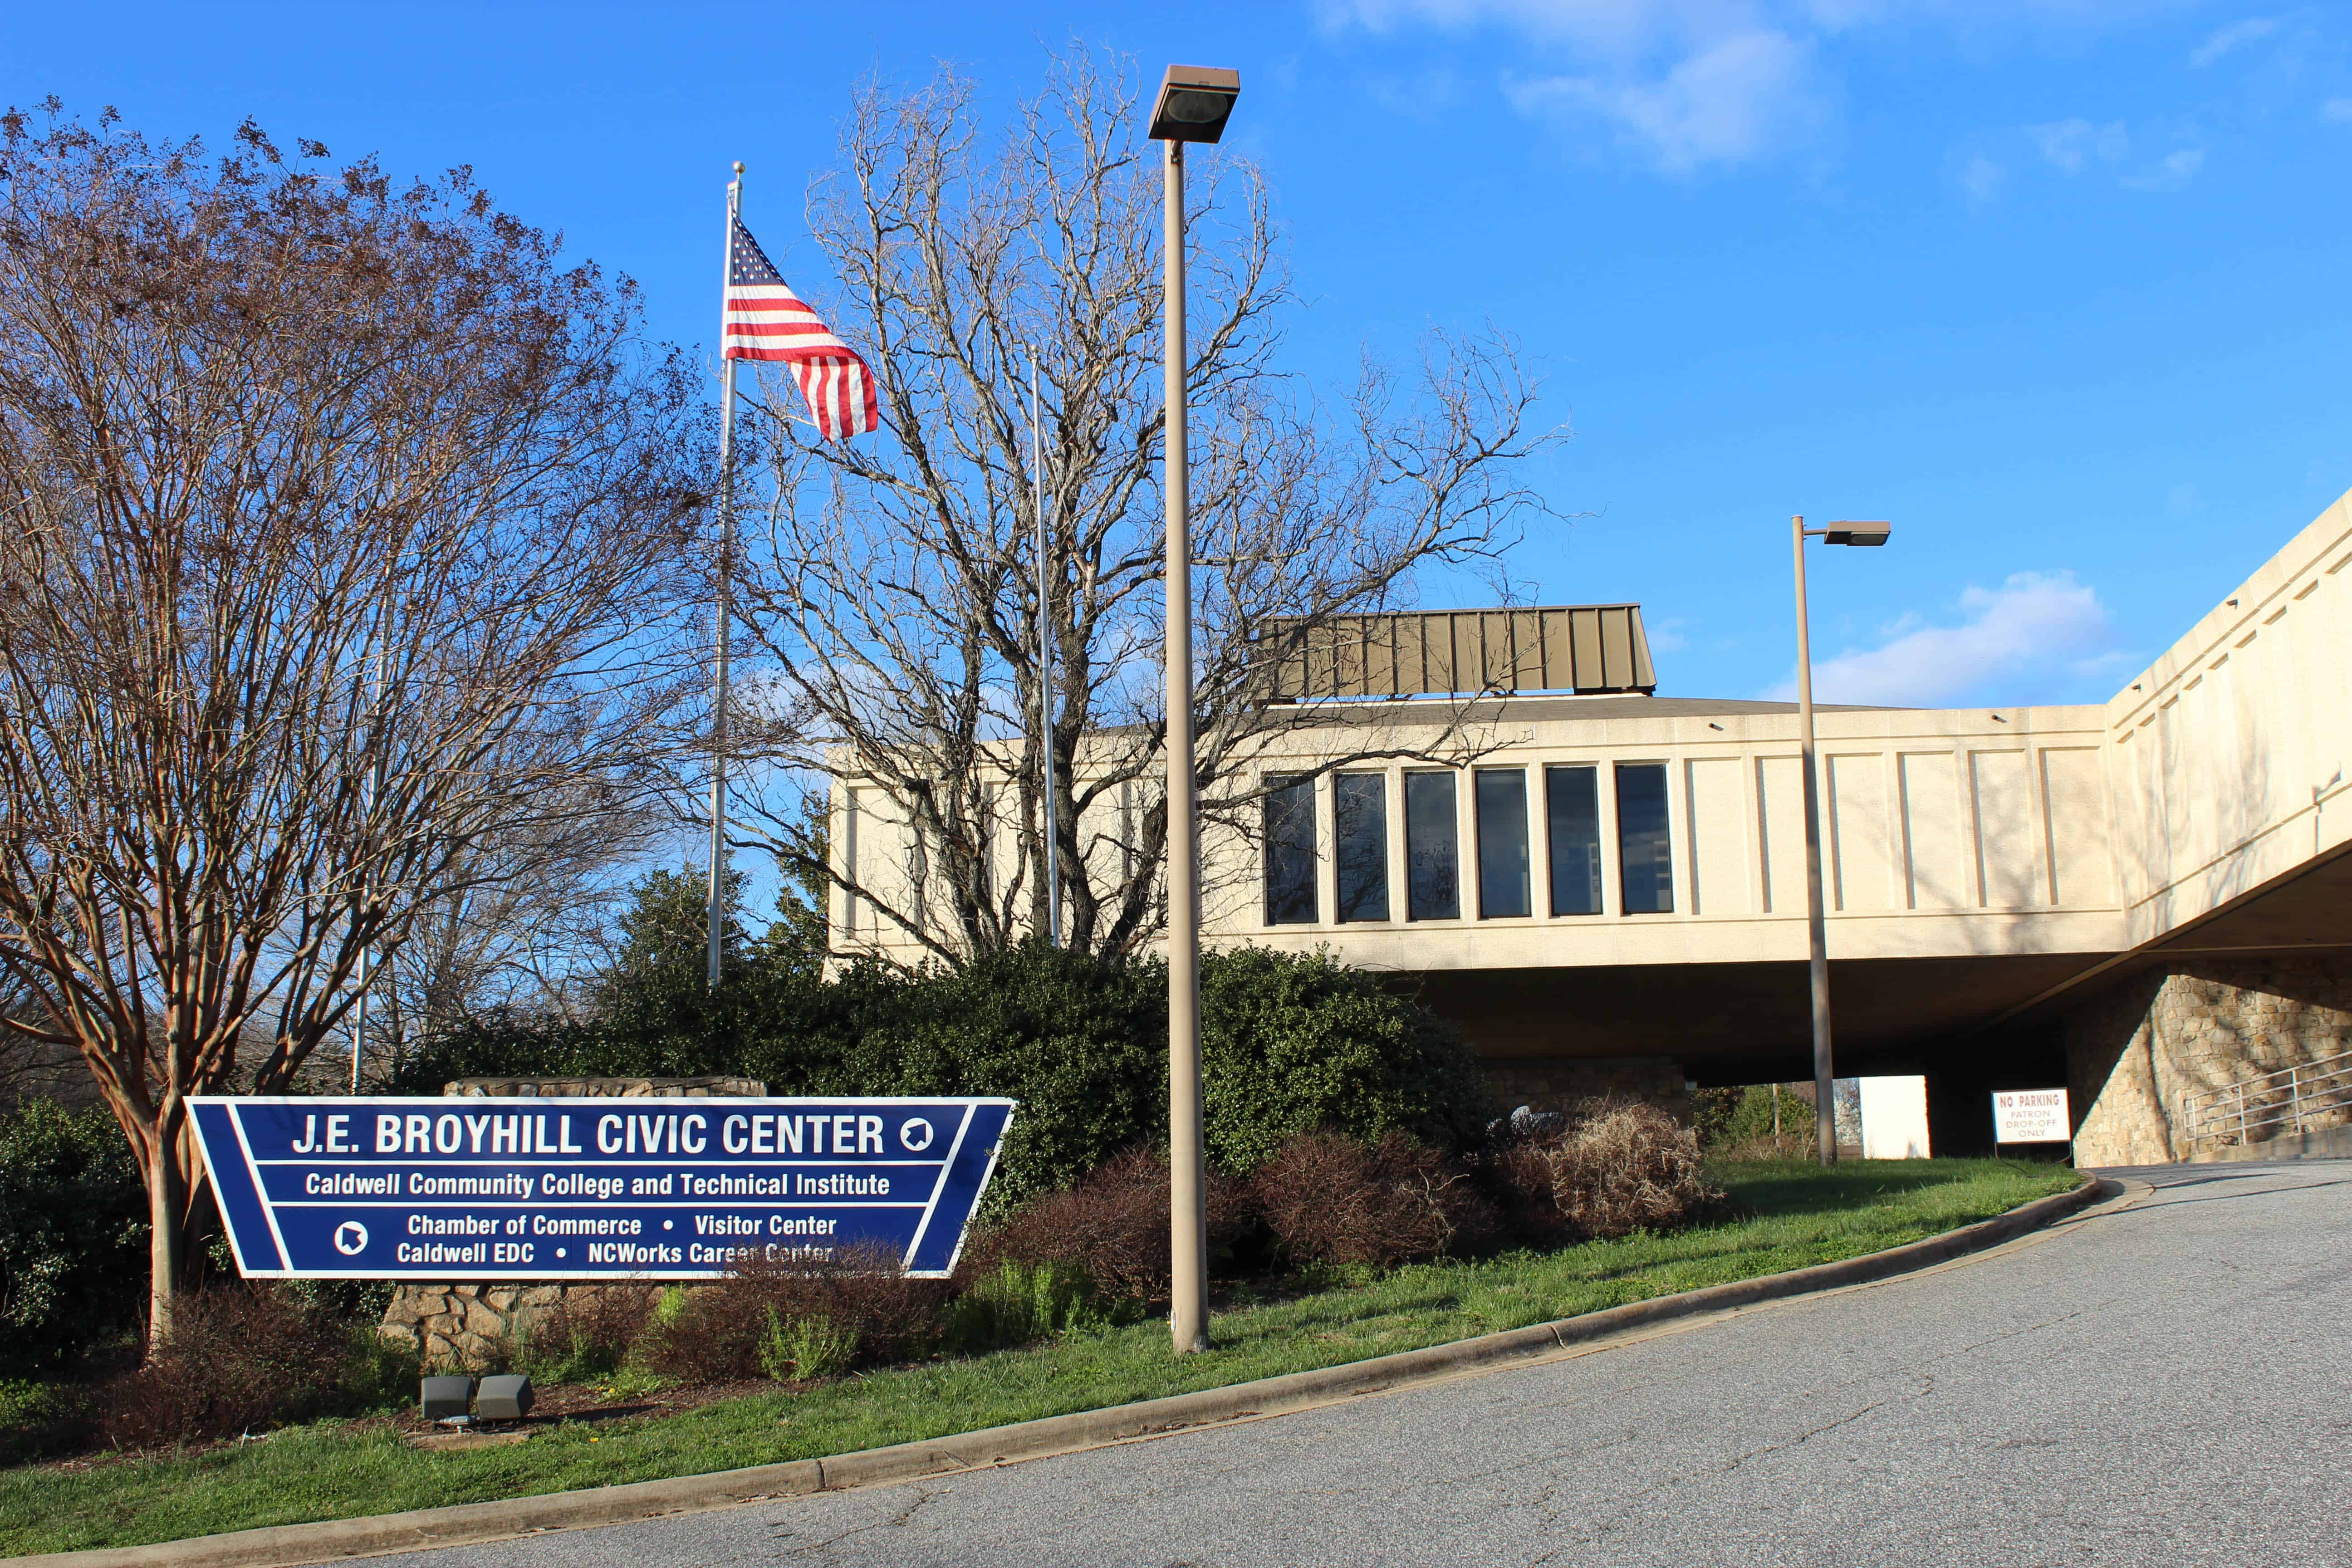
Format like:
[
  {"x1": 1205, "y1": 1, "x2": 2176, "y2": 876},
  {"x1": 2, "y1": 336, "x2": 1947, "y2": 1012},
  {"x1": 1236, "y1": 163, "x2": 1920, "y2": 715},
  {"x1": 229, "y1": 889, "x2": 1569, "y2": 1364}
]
[
  {"x1": 1546, "y1": 764, "x2": 1603, "y2": 916},
  {"x1": 1616, "y1": 762, "x2": 1674, "y2": 914},
  {"x1": 1404, "y1": 771, "x2": 1460, "y2": 921},
  {"x1": 1475, "y1": 769, "x2": 1531, "y2": 919},
  {"x1": 1263, "y1": 775, "x2": 1317, "y2": 926},
  {"x1": 1335, "y1": 774, "x2": 1390, "y2": 922}
]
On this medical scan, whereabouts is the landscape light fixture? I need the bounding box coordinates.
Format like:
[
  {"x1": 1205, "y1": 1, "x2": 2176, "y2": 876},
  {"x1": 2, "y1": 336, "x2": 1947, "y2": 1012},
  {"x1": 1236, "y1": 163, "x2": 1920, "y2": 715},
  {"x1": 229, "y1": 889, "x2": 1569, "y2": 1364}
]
[
  {"x1": 420, "y1": 1374, "x2": 475, "y2": 1423},
  {"x1": 1149, "y1": 59, "x2": 1240, "y2": 1357},
  {"x1": 1147, "y1": 65, "x2": 1240, "y2": 144},
  {"x1": 475, "y1": 1373, "x2": 534, "y2": 1422},
  {"x1": 1790, "y1": 514, "x2": 1895, "y2": 1166}
]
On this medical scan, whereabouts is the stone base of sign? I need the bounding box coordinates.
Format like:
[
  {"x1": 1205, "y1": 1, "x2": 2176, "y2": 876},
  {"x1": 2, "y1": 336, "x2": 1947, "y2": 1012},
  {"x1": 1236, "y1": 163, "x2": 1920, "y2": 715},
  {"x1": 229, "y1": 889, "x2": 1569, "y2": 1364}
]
[
  {"x1": 379, "y1": 1281, "x2": 589, "y2": 1370},
  {"x1": 377, "y1": 1077, "x2": 766, "y2": 1366}
]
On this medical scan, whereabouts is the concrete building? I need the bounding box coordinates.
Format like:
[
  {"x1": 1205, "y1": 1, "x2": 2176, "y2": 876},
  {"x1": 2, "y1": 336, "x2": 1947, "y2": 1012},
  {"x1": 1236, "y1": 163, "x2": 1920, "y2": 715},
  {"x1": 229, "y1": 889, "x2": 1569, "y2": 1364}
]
[{"x1": 833, "y1": 489, "x2": 2352, "y2": 1163}]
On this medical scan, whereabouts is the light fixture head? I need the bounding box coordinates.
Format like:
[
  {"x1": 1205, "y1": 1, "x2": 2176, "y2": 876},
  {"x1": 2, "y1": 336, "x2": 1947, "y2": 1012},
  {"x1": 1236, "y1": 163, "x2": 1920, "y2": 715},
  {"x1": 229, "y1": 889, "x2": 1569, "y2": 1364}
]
[
  {"x1": 1148, "y1": 65, "x2": 1240, "y2": 143},
  {"x1": 1823, "y1": 523, "x2": 1891, "y2": 546},
  {"x1": 420, "y1": 1374, "x2": 475, "y2": 1421}
]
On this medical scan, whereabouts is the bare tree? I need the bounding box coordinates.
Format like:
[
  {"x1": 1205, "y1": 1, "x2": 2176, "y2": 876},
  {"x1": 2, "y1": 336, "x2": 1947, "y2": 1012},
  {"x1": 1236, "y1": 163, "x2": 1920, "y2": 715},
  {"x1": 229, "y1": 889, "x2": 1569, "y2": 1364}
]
[
  {"x1": 358, "y1": 791, "x2": 660, "y2": 1078},
  {"x1": 0, "y1": 107, "x2": 706, "y2": 1347},
  {"x1": 725, "y1": 50, "x2": 1563, "y2": 965}
]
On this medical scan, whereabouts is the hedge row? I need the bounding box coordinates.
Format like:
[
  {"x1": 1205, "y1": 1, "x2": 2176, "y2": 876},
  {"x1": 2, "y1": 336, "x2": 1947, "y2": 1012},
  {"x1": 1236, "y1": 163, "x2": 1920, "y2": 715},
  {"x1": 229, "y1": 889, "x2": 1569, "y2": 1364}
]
[{"x1": 392, "y1": 941, "x2": 1495, "y2": 1215}]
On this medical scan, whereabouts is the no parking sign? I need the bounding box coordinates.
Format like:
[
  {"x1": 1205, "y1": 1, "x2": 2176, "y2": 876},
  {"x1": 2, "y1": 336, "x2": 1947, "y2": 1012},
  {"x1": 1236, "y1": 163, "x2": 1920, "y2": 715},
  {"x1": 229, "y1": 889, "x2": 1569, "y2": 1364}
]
[{"x1": 1991, "y1": 1088, "x2": 2071, "y2": 1145}]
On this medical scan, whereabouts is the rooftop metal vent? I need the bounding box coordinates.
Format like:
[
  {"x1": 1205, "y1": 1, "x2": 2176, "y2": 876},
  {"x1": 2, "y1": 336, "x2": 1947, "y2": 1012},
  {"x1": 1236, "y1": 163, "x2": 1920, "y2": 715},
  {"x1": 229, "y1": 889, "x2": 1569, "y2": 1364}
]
[{"x1": 1257, "y1": 604, "x2": 1657, "y2": 703}]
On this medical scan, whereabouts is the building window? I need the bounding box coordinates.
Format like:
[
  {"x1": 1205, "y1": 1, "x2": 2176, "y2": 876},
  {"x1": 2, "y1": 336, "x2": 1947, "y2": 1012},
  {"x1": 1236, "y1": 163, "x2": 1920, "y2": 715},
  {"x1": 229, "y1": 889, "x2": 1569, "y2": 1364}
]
[
  {"x1": 1335, "y1": 774, "x2": 1390, "y2": 922},
  {"x1": 1475, "y1": 769, "x2": 1531, "y2": 918},
  {"x1": 1616, "y1": 762, "x2": 1674, "y2": 914},
  {"x1": 1263, "y1": 774, "x2": 1318, "y2": 925},
  {"x1": 1546, "y1": 764, "x2": 1603, "y2": 916},
  {"x1": 1405, "y1": 771, "x2": 1460, "y2": 921}
]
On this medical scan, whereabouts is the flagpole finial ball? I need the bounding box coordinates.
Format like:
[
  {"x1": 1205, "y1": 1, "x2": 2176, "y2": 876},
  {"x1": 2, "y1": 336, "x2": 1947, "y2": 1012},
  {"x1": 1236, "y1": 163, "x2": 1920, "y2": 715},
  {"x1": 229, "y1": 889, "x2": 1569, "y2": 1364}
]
[{"x1": 733, "y1": 161, "x2": 745, "y2": 174}]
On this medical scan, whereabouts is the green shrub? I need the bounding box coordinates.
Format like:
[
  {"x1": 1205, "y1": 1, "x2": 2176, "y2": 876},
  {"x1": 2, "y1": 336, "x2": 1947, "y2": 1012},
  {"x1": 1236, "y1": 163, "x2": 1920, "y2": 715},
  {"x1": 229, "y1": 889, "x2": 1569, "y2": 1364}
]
[
  {"x1": 0, "y1": 1102, "x2": 148, "y2": 1376},
  {"x1": 759, "y1": 1309, "x2": 858, "y2": 1382},
  {"x1": 941, "y1": 1261, "x2": 1100, "y2": 1352},
  {"x1": 0, "y1": 1375, "x2": 96, "y2": 1465},
  {"x1": 1201, "y1": 948, "x2": 1491, "y2": 1173},
  {"x1": 1698, "y1": 1083, "x2": 1812, "y2": 1154},
  {"x1": 818, "y1": 944, "x2": 1167, "y2": 1214}
]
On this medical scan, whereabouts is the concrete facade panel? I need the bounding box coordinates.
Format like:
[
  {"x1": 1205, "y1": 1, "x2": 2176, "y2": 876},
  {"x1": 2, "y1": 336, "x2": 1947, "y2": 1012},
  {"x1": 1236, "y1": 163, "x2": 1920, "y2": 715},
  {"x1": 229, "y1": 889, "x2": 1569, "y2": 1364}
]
[
  {"x1": 1828, "y1": 753, "x2": 1894, "y2": 913},
  {"x1": 1685, "y1": 756, "x2": 1751, "y2": 917},
  {"x1": 1756, "y1": 755, "x2": 1807, "y2": 916},
  {"x1": 1970, "y1": 749, "x2": 2038, "y2": 908},
  {"x1": 1898, "y1": 751, "x2": 1965, "y2": 911},
  {"x1": 2040, "y1": 747, "x2": 2113, "y2": 909}
]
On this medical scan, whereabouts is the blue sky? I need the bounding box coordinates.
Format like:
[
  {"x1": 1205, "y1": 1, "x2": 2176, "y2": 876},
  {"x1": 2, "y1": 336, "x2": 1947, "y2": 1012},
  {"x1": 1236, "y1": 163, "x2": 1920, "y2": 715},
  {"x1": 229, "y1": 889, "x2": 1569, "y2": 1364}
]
[{"x1": 5, "y1": 1, "x2": 2347, "y2": 709}]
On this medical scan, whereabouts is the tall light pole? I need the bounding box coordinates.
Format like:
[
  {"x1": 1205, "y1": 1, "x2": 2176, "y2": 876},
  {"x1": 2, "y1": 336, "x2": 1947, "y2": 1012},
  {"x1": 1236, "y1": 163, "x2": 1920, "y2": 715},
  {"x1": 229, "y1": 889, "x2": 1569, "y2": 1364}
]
[
  {"x1": 1792, "y1": 516, "x2": 1891, "y2": 1165},
  {"x1": 1148, "y1": 63, "x2": 1238, "y2": 1357}
]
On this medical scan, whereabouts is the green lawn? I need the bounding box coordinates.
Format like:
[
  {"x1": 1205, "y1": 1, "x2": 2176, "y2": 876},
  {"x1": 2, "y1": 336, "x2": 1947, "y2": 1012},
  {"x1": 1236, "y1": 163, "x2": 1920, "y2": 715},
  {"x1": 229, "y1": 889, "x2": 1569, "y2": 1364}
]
[{"x1": 0, "y1": 1159, "x2": 2078, "y2": 1557}]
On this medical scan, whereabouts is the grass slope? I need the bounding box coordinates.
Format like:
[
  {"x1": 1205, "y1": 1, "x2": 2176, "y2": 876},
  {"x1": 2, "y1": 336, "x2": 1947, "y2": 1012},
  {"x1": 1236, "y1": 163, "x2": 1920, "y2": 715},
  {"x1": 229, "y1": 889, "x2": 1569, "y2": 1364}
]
[{"x1": 0, "y1": 1159, "x2": 2077, "y2": 1556}]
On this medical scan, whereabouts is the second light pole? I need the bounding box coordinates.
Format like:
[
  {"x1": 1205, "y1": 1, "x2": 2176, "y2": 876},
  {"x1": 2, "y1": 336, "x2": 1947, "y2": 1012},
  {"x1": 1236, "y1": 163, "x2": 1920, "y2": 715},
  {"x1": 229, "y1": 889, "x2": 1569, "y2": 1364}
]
[
  {"x1": 1149, "y1": 63, "x2": 1239, "y2": 1356},
  {"x1": 1791, "y1": 515, "x2": 1891, "y2": 1165}
]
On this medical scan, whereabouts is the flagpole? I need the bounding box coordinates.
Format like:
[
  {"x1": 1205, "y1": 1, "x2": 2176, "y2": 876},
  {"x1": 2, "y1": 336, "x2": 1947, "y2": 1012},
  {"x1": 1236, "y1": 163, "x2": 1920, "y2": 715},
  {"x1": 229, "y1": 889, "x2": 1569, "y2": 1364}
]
[
  {"x1": 1030, "y1": 346, "x2": 1060, "y2": 949},
  {"x1": 708, "y1": 162, "x2": 742, "y2": 991}
]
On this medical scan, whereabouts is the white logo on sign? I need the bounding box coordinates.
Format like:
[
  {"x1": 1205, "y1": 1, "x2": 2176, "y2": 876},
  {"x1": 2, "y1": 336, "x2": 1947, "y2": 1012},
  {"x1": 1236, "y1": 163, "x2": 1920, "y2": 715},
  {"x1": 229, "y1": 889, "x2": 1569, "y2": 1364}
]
[
  {"x1": 899, "y1": 1117, "x2": 934, "y2": 1152},
  {"x1": 333, "y1": 1220, "x2": 370, "y2": 1255}
]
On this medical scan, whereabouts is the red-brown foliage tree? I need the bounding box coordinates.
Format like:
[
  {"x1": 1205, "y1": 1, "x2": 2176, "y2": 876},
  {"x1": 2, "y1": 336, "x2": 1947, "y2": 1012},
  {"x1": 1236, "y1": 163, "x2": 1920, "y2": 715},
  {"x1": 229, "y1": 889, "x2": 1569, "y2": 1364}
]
[{"x1": 0, "y1": 104, "x2": 706, "y2": 1350}]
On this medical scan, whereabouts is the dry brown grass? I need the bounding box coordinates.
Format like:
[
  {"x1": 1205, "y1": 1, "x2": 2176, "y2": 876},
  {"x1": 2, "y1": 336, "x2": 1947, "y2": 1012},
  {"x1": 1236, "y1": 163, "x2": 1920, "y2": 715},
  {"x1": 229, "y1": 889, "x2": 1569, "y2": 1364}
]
[
  {"x1": 1533, "y1": 1101, "x2": 1725, "y2": 1239},
  {"x1": 1485, "y1": 1100, "x2": 1725, "y2": 1242}
]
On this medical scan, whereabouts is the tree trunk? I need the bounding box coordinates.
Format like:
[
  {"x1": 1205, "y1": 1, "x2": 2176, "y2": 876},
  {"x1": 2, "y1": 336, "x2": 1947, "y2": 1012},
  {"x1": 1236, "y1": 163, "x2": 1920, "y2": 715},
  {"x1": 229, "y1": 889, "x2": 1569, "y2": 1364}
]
[{"x1": 145, "y1": 1125, "x2": 186, "y2": 1353}]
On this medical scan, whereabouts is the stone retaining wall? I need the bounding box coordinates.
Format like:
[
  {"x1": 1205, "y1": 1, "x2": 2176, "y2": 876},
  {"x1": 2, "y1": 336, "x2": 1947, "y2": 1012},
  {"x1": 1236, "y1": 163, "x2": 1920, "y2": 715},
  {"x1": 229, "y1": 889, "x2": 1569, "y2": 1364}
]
[{"x1": 2064, "y1": 956, "x2": 2352, "y2": 1166}]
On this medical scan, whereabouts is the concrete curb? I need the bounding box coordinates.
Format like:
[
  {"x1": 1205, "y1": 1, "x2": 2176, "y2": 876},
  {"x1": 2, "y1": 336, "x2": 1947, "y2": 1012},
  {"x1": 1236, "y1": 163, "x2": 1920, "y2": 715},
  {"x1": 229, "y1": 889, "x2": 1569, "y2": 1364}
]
[{"x1": 25, "y1": 1175, "x2": 2110, "y2": 1568}]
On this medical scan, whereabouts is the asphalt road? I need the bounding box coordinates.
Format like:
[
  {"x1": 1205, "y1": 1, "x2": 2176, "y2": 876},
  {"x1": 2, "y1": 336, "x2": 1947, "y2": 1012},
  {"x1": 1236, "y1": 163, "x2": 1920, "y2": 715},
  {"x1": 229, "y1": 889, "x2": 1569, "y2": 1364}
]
[{"x1": 375, "y1": 1161, "x2": 2352, "y2": 1567}]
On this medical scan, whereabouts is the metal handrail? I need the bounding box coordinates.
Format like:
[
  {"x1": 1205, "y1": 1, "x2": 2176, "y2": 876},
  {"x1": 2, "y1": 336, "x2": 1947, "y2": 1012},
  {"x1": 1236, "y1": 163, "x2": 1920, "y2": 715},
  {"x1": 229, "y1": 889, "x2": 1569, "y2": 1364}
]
[{"x1": 2180, "y1": 1046, "x2": 2352, "y2": 1147}]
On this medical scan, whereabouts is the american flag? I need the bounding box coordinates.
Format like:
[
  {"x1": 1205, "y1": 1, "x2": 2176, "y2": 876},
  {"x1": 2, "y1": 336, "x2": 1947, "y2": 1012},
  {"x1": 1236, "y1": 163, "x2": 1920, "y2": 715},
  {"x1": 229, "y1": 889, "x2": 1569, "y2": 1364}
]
[{"x1": 723, "y1": 217, "x2": 879, "y2": 441}]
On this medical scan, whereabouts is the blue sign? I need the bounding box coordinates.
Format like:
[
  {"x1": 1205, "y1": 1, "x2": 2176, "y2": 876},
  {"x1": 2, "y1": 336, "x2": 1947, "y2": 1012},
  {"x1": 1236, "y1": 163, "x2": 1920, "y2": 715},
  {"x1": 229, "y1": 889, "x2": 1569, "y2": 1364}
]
[{"x1": 189, "y1": 1096, "x2": 1015, "y2": 1279}]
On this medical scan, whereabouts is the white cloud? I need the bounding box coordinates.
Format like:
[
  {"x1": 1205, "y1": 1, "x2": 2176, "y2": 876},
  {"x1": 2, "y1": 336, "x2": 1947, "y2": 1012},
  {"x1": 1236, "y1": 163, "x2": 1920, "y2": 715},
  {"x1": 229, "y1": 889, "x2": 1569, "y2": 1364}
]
[
  {"x1": 2030, "y1": 118, "x2": 2128, "y2": 172},
  {"x1": 1507, "y1": 29, "x2": 1820, "y2": 172},
  {"x1": 1959, "y1": 153, "x2": 2006, "y2": 204},
  {"x1": 2325, "y1": 97, "x2": 2352, "y2": 124},
  {"x1": 1323, "y1": 2, "x2": 2212, "y2": 175},
  {"x1": 2122, "y1": 146, "x2": 2205, "y2": 190},
  {"x1": 1768, "y1": 570, "x2": 2120, "y2": 707},
  {"x1": 2190, "y1": 16, "x2": 2278, "y2": 67}
]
